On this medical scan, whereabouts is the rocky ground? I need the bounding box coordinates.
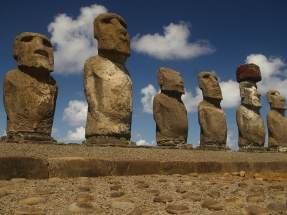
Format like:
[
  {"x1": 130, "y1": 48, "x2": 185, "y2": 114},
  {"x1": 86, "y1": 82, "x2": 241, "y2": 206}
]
[
  {"x1": 1, "y1": 142, "x2": 287, "y2": 214},
  {"x1": 1, "y1": 173, "x2": 287, "y2": 214}
]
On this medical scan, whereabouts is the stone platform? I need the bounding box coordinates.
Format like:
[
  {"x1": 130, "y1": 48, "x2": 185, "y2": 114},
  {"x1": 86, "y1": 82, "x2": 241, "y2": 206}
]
[{"x1": 1, "y1": 142, "x2": 287, "y2": 180}]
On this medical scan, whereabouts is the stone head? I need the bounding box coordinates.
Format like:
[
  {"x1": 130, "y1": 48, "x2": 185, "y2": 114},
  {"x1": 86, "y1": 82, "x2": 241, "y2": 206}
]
[
  {"x1": 197, "y1": 72, "x2": 222, "y2": 100},
  {"x1": 157, "y1": 67, "x2": 185, "y2": 94},
  {"x1": 266, "y1": 90, "x2": 286, "y2": 110},
  {"x1": 94, "y1": 13, "x2": 130, "y2": 57},
  {"x1": 13, "y1": 32, "x2": 54, "y2": 72},
  {"x1": 239, "y1": 80, "x2": 261, "y2": 107}
]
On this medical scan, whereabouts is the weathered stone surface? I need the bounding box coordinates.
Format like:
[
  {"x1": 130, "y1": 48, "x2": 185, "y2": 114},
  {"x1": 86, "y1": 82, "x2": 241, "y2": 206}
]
[
  {"x1": 110, "y1": 191, "x2": 126, "y2": 199},
  {"x1": 14, "y1": 207, "x2": 45, "y2": 215},
  {"x1": 236, "y1": 63, "x2": 262, "y2": 83},
  {"x1": 127, "y1": 207, "x2": 150, "y2": 215},
  {"x1": 241, "y1": 206, "x2": 269, "y2": 215},
  {"x1": 68, "y1": 202, "x2": 94, "y2": 213},
  {"x1": 246, "y1": 195, "x2": 264, "y2": 203},
  {"x1": 19, "y1": 196, "x2": 46, "y2": 205},
  {"x1": 3, "y1": 32, "x2": 57, "y2": 143},
  {"x1": 267, "y1": 202, "x2": 287, "y2": 212},
  {"x1": 183, "y1": 192, "x2": 202, "y2": 201},
  {"x1": 48, "y1": 157, "x2": 113, "y2": 178},
  {"x1": 208, "y1": 190, "x2": 221, "y2": 198},
  {"x1": 76, "y1": 194, "x2": 94, "y2": 202},
  {"x1": 153, "y1": 67, "x2": 188, "y2": 145},
  {"x1": 268, "y1": 185, "x2": 284, "y2": 191},
  {"x1": 202, "y1": 199, "x2": 223, "y2": 211},
  {"x1": 165, "y1": 205, "x2": 189, "y2": 214},
  {"x1": 84, "y1": 13, "x2": 132, "y2": 145},
  {"x1": 34, "y1": 187, "x2": 54, "y2": 195},
  {"x1": 266, "y1": 90, "x2": 287, "y2": 148},
  {"x1": 154, "y1": 195, "x2": 173, "y2": 203},
  {"x1": 0, "y1": 156, "x2": 48, "y2": 180},
  {"x1": 110, "y1": 199, "x2": 135, "y2": 209},
  {"x1": 146, "y1": 189, "x2": 160, "y2": 196},
  {"x1": 198, "y1": 72, "x2": 227, "y2": 146},
  {"x1": 236, "y1": 70, "x2": 265, "y2": 148},
  {"x1": 211, "y1": 212, "x2": 243, "y2": 215},
  {"x1": 225, "y1": 198, "x2": 244, "y2": 206}
]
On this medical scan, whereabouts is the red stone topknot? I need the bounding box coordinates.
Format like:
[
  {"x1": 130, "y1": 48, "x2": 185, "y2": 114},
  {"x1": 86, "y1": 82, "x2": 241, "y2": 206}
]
[{"x1": 236, "y1": 63, "x2": 261, "y2": 83}]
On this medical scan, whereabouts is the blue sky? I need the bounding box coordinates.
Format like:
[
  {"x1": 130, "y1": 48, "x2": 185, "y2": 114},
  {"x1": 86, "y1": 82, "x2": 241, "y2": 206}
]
[{"x1": 1, "y1": 0, "x2": 287, "y2": 149}]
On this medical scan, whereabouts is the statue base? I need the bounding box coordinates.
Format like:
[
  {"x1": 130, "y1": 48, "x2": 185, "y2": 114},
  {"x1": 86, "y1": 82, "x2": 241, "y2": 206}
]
[
  {"x1": 84, "y1": 136, "x2": 136, "y2": 147},
  {"x1": 196, "y1": 144, "x2": 230, "y2": 151},
  {"x1": 2, "y1": 132, "x2": 57, "y2": 144}
]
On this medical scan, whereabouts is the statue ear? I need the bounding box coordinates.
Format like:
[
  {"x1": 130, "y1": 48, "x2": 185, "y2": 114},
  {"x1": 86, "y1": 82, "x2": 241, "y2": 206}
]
[
  {"x1": 157, "y1": 69, "x2": 163, "y2": 85},
  {"x1": 12, "y1": 35, "x2": 20, "y2": 61}
]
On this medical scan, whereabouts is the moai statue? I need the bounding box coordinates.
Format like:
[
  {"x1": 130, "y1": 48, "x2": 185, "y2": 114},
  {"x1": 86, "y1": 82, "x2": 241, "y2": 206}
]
[
  {"x1": 236, "y1": 63, "x2": 266, "y2": 149},
  {"x1": 266, "y1": 90, "x2": 287, "y2": 149},
  {"x1": 153, "y1": 67, "x2": 188, "y2": 146},
  {"x1": 84, "y1": 13, "x2": 132, "y2": 145},
  {"x1": 3, "y1": 32, "x2": 58, "y2": 143},
  {"x1": 197, "y1": 72, "x2": 227, "y2": 148}
]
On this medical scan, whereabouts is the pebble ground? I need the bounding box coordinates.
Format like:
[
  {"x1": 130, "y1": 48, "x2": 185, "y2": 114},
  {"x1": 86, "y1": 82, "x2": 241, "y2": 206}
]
[
  {"x1": 1, "y1": 172, "x2": 287, "y2": 214},
  {"x1": 1, "y1": 142, "x2": 287, "y2": 214}
]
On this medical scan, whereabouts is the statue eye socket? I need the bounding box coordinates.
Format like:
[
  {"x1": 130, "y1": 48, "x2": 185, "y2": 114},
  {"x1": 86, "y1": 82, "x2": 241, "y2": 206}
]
[
  {"x1": 42, "y1": 39, "x2": 52, "y2": 47},
  {"x1": 21, "y1": 36, "x2": 33, "y2": 42},
  {"x1": 119, "y1": 20, "x2": 127, "y2": 28},
  {"x1": 102, "y1": 18, "x2": 111, "y2": 23},
  {"x1": 203, "y1": 74, "x2": 209, "y2": 79}
]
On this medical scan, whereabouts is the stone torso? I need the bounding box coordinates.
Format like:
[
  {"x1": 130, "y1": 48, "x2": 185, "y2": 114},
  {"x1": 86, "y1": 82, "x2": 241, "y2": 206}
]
[
  {"x1": 198, "y1": 101, "x2": 227, "y2": 146},
  {"x1": 3, "y1": 69, "x2": 58, "y2": 134},
  {"x1": 267, "y1": 110, "x2": 287, "y2": 147},
  {"x1": 84, "y1": 55, "x2": 132, "y2": 139},
  {"x1": 153, "y1": 93, "x2": 188, "y2": 143},
  {"x1": 236, "y1": 105, "x2": 266, "y2": 148}
]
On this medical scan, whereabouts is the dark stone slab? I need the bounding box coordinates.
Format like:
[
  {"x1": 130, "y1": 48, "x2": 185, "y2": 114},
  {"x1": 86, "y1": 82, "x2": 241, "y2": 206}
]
[
  {"x1": 113, "y1": 160, "x2": 160, "y2": 176},
  {"x1": 0, "y1": 156, "x2": 48, "y2": 180},
  {"x1": 48, "y1": 157, "x2": 113, "y2": 178}
]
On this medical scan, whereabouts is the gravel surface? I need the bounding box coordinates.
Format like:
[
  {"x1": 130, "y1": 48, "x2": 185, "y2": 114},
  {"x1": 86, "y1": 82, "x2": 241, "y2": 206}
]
[
  {"x1": 1, "y1": 173, "x2": 287, "y2": 214},
  {"x1": 1, "y1": 142, "x2": 287, "y2": 162},
  {"x1": 1, "y1": 142, "x2": 287, "y2": 214}
]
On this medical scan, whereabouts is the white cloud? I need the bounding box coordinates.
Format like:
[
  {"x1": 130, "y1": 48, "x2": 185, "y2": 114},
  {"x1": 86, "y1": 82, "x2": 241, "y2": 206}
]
[
  {"x1": 2, "y1": 130, "x2": 6, "y2": 136},
  {"x1": 59, "y1": 126, "x2": 85, "y2": 143},
  {"x1": 47, "y1": 4, "x2": 107, "y2": 74},
  {"x1": 62, "y1": 100, "x2": 88, "y2": 126},
  {"x1": 140, "y1": 84, "x2": 157, "y2": 114},
  {"x1": 245, "y1": 54, "x2": 287, "y2": 98},
  {"x1": 136, "y1": 139, "x2": 156, "y2": 146},
  {"x1": 226, "y1": 129, "x2": 238, "y2": 150},
  {"x1": 220, "y1": 80, "x2": 240, "y2": 108},
  {"x1": 51, "y1": 127, "x2": 59, "y2": 135},
  {"x1": 131, "y1": 21, "x2": 215, "y2": 60},
  {"x1": 182, "y1": 88, "x2": 202, "y2": 112}
]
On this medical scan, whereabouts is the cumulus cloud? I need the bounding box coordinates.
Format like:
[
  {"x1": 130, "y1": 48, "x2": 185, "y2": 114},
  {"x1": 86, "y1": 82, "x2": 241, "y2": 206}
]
[
  {"x1": 182, "y1": 88, "x2": 202, "y2": 112},
  {"x1": 226, "y1": 129, "x2": 238, "y2": 150},
  {"x1": 220, "y1": 80, "x2": 240, "y2": 108},
  {"x1": 51, "y1": 127, "x2": 59, "y2": 135},
  {"x1": 136, "y1": 139, "x2": 156, "y2": 146},
  {"x1": 245, "y1": 54, "x2": 287, "y2": 97},
  {"x1": 47, "y1": 4, "x2": 107, "y2": 74},
  {"x1": 140, "y1": 84, "x2": 157, "y2": 114},
  {"x1": 131, "y1": 22, "x2": 215, "y2": 60},
  {"x1": 60, "y1": 126, "x2": 85, "y2": 143},
  {"x1": 62, "y1": 100, "x2": 88, "y2": 126}
]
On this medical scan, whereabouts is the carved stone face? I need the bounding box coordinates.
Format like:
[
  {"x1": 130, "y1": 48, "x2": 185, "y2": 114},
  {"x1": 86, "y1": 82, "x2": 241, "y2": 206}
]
[
  {"x1": 94, "y1": 13, "x2": 130, "y2": 57},
  {"x1": 197, "y1": 72, "x2": 222, "y2": 99},
  {"x1": 267, "y1": 90, "x2": 286, "y2": 110},
  {"x1": 240, "y1": 81, "x2": 261, "y2": 107},
  {"x1": 13, "y1": 32, "x2": 54, "y2": 72},
  {"x1": 157, "y1": 67, "x2": 184, "y2": 94}
]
